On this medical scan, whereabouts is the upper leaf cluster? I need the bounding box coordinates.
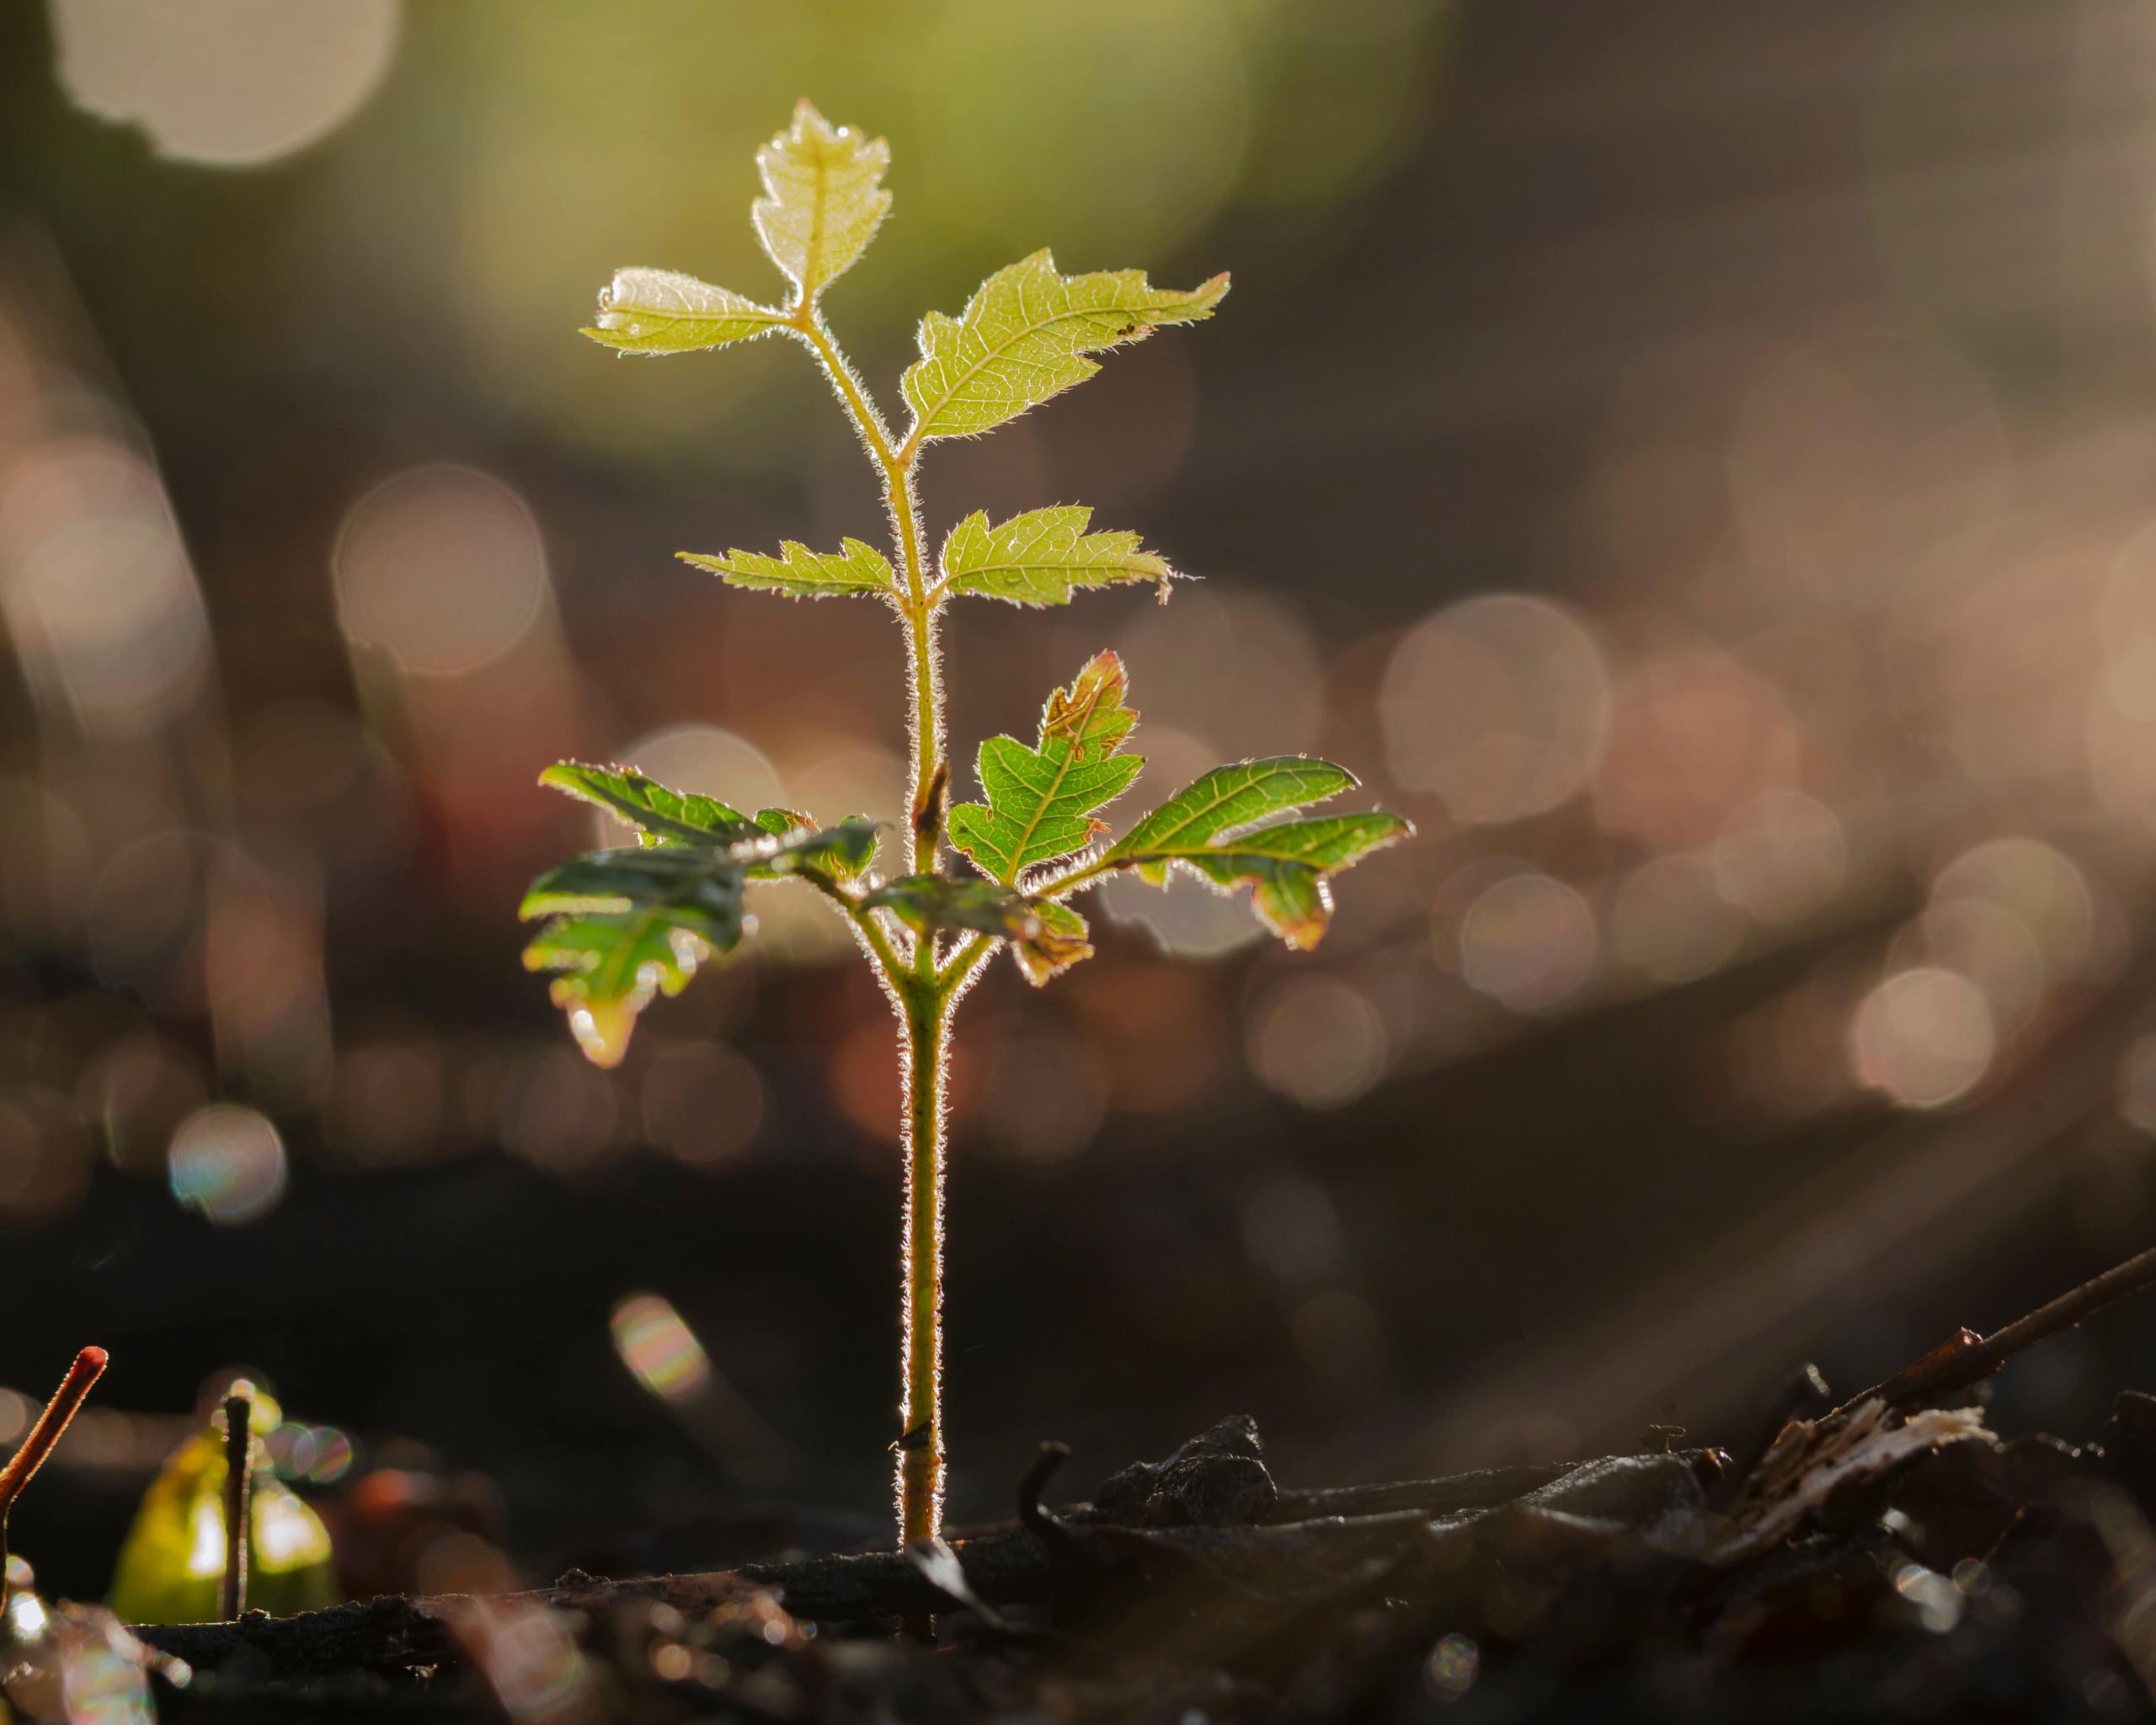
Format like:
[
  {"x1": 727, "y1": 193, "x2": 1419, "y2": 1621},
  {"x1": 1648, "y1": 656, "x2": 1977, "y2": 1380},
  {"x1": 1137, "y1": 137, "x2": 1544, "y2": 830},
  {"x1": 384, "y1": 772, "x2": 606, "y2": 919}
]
[
  {"x1": 578, "y1": 101, "x2": 1219, "y2": 619},
  {"x1": 583, "y1": 101, "x2": 889, "y2": 356}
]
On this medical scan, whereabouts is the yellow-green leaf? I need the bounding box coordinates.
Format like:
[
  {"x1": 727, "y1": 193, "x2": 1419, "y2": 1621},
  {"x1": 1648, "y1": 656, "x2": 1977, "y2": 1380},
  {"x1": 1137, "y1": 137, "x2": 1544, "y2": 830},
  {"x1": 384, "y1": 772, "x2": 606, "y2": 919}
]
[
  {"x1": 939, "y1": 507, "x2": 1174, "y2": 607},
  {"x1": 679, "y1": 538, "x2": 897, "y2": 601},
  {"x1": 902, "y1": 251, "x2": 1228, "y2": 442},
  {"x1": 753, "y1": 100, "x2": 891, "y2": 301},
  {"x1": 583, "y1": 268, "x2": 785, "y2": 355}
]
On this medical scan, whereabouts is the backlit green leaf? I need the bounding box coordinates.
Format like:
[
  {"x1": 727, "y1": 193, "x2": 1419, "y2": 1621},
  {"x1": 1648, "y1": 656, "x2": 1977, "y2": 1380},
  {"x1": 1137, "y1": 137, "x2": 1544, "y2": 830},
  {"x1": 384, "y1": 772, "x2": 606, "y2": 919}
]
[
  {"x1": 862, "y1": 875, "x2": 1040, "y2": 941},
  {"x1": 739, "y1": 816, "x2": 881, "y2": 884},
  {"x1": 901, "y1": 250, "x2": 1228, "y2": 441},
  {"x1": 679, "y1": 537, "x2": 898, "y2": 601},
  {"x1": 524, "y1": 907, "x2": 712, "y2": 1065},
  {"x1": 539, "y1": 762, "x2": 760, "y2": 846},
  {"x1": 524, "y1": 772, "x2": 886, "y2": 1062},
  {"x1": 521, "y1": 849, "x2": 744, "y2": 1066},
  {"x1": 1125, "y1": 813, "x2": 1410, "y2": 948},
  {"x1": 583, "y1": 268, "x2": 785, "y2": 355},
  {"x1": 948, "y1": 651, "x2": 1142, "y2": 882},
  {"x1": 753, "y1": 100, "x2": 891, "y2": 300},
  {"x1": 1107, "y1": 757, "x2": 1361, "y2": 876},
  {"x1": 939, "y1": 507, "x2": 1174, "y2": 607},
  {"x1": 754, "y1": 807, "x2": 818, "y2": 839},
  {"x1": 1013, "y1": 899, "x2": 1092, "y2": 986},
  {"x1": 520, "y1": 847, "x2": 749, "y2": 929},
  {"x1": 1099, "y1": 760, "x2": 1411, "y2": 949}
]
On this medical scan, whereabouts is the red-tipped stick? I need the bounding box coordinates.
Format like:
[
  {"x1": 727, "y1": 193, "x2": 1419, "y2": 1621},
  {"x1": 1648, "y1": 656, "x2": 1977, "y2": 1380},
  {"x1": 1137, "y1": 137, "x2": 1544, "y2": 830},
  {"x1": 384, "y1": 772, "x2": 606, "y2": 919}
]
[{"x1": 0, "y1": 1346, "x2": 108, "y2": 1612}]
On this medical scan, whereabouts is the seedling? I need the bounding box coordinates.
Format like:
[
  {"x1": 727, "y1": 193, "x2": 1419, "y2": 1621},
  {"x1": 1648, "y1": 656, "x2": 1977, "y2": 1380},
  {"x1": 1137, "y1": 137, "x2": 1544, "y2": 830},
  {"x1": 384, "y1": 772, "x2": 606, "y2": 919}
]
[{"x1": 521, "y1": 103, "x2": 1409, "y2": 1546}]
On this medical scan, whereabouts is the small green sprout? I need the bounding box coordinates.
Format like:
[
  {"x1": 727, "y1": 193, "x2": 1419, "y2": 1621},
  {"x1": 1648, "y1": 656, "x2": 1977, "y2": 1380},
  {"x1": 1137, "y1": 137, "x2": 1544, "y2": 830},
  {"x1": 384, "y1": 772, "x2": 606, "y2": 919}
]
[{"x1": 520, "y1": 101, "x2": 1410, "y2": 1546}]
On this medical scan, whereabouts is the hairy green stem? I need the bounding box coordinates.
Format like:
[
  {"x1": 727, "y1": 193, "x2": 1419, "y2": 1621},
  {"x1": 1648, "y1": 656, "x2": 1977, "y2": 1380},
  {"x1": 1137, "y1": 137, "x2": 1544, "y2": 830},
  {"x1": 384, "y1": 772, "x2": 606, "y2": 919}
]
[
  {"x1": 789, "y1": 310, "x2": 942, "y2": 886},
  {"x1": 793, "y1": 305, "x2": 955, "y2": 1544},
  {"x1": 895, "y1": 980, "x2": 948, "y2": 1542}
]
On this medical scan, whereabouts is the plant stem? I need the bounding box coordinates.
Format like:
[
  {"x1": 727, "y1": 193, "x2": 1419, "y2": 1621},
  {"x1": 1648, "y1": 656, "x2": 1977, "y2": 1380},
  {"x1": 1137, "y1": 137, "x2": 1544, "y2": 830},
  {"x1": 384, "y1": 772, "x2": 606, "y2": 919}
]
[
  {"x1": 790, "y1": 307, "x2": 956, "y2": 1545},
  {"x1": 896, "y1": 979, "x2": 948, "y2": 1543},
  {"x1": 788, "y1": 310, "x2": 942, "y2": 883}
]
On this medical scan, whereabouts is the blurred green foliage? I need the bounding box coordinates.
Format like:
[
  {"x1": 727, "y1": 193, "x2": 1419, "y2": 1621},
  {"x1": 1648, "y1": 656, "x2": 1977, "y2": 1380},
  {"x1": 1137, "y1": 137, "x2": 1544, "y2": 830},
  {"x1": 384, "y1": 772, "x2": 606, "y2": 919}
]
[{"x1": 107, "y1": 1413, "x2": 337, "y2": 1626}]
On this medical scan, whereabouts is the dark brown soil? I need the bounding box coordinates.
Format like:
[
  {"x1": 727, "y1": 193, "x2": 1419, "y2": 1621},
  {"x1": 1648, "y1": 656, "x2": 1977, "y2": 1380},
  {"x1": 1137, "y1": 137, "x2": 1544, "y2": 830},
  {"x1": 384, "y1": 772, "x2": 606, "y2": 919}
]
[{"x1": 121, "y1": 1391, "x2": 2156, "y2": 1724}]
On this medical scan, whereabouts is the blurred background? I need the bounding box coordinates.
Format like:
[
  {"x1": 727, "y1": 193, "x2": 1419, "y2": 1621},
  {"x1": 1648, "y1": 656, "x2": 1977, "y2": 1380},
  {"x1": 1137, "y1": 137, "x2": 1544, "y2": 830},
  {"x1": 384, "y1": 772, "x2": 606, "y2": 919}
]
[{"x1": 5, "y1": 0, "x2": 2156, "y2": 1601}]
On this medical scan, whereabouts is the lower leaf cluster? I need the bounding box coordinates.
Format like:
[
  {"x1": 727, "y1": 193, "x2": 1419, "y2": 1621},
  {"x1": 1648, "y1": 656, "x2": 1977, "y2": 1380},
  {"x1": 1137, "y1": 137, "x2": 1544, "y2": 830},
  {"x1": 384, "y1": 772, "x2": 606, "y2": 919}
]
[{"x1": 520, "y1": 656, "x2": 1410, "y2": 1067}]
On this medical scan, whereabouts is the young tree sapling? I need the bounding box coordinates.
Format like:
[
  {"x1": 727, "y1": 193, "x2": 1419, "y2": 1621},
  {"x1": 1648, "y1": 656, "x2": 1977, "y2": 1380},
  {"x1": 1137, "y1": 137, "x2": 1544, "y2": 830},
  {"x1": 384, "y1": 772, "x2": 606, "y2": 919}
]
[{"x1": 520, "y1": 102, "x2": 1410, "y2": 1547}]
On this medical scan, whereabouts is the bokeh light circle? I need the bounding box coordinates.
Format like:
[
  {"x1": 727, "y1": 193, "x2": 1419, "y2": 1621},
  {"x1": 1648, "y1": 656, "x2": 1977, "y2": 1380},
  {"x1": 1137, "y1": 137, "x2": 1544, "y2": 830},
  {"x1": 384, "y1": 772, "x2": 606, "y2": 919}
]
[
  {"x1": 1726, "y1": 333, "x2": 2012, "y2": 600},
  {"x1": 1894, "y1": 898, "x2": 2046, "y2": 1036},
  {"x1": 51, "y1": 0, "x2": 401, "y2": 168},
  {"x1": 2118, "y1": 1034, "x2": 2156, "y2": 1135},
  {"x1": 1247, "y1": 977, "x2": 1388, "y2": 1109},
  {"x1": 1929, "y1": 837, "x2": 2091, "y2": 982},
  {"x1": 1612, "y1": 853, "x2": 1746, "y2": 984},
  {"x1": 168, "y1": 1103, "x2": 287, "y2": 1226},
  {"x1": 1380, "y1": 595, "x2": 1611, "y2": 824},
  {"x1": 1459, "y1": 872, "x2": 1598, "y2": 1012},
  {"x1": 1714, "y1": 791, "x2": 1848, "y2": 924},
  {"x1": 1849, "y1": 968, "x2": 1995, "y2": 1108},
  {"x1": 641, "y1": 1043, "x2": 762, "y2": 1167},
  {"x1": 333, "y1": 466, "x2": 547, "y2": 676},
  {"x1": 1116, "y1": 587, "x2": 1322, "y2": 761}
]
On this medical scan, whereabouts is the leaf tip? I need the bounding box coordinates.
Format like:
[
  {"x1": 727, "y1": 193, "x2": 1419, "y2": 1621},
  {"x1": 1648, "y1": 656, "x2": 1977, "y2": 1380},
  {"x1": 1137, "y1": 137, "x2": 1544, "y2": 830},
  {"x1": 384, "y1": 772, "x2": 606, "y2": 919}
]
[{"x1": 563, "y1": 996, "x2": 635, "y2": 1069}]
